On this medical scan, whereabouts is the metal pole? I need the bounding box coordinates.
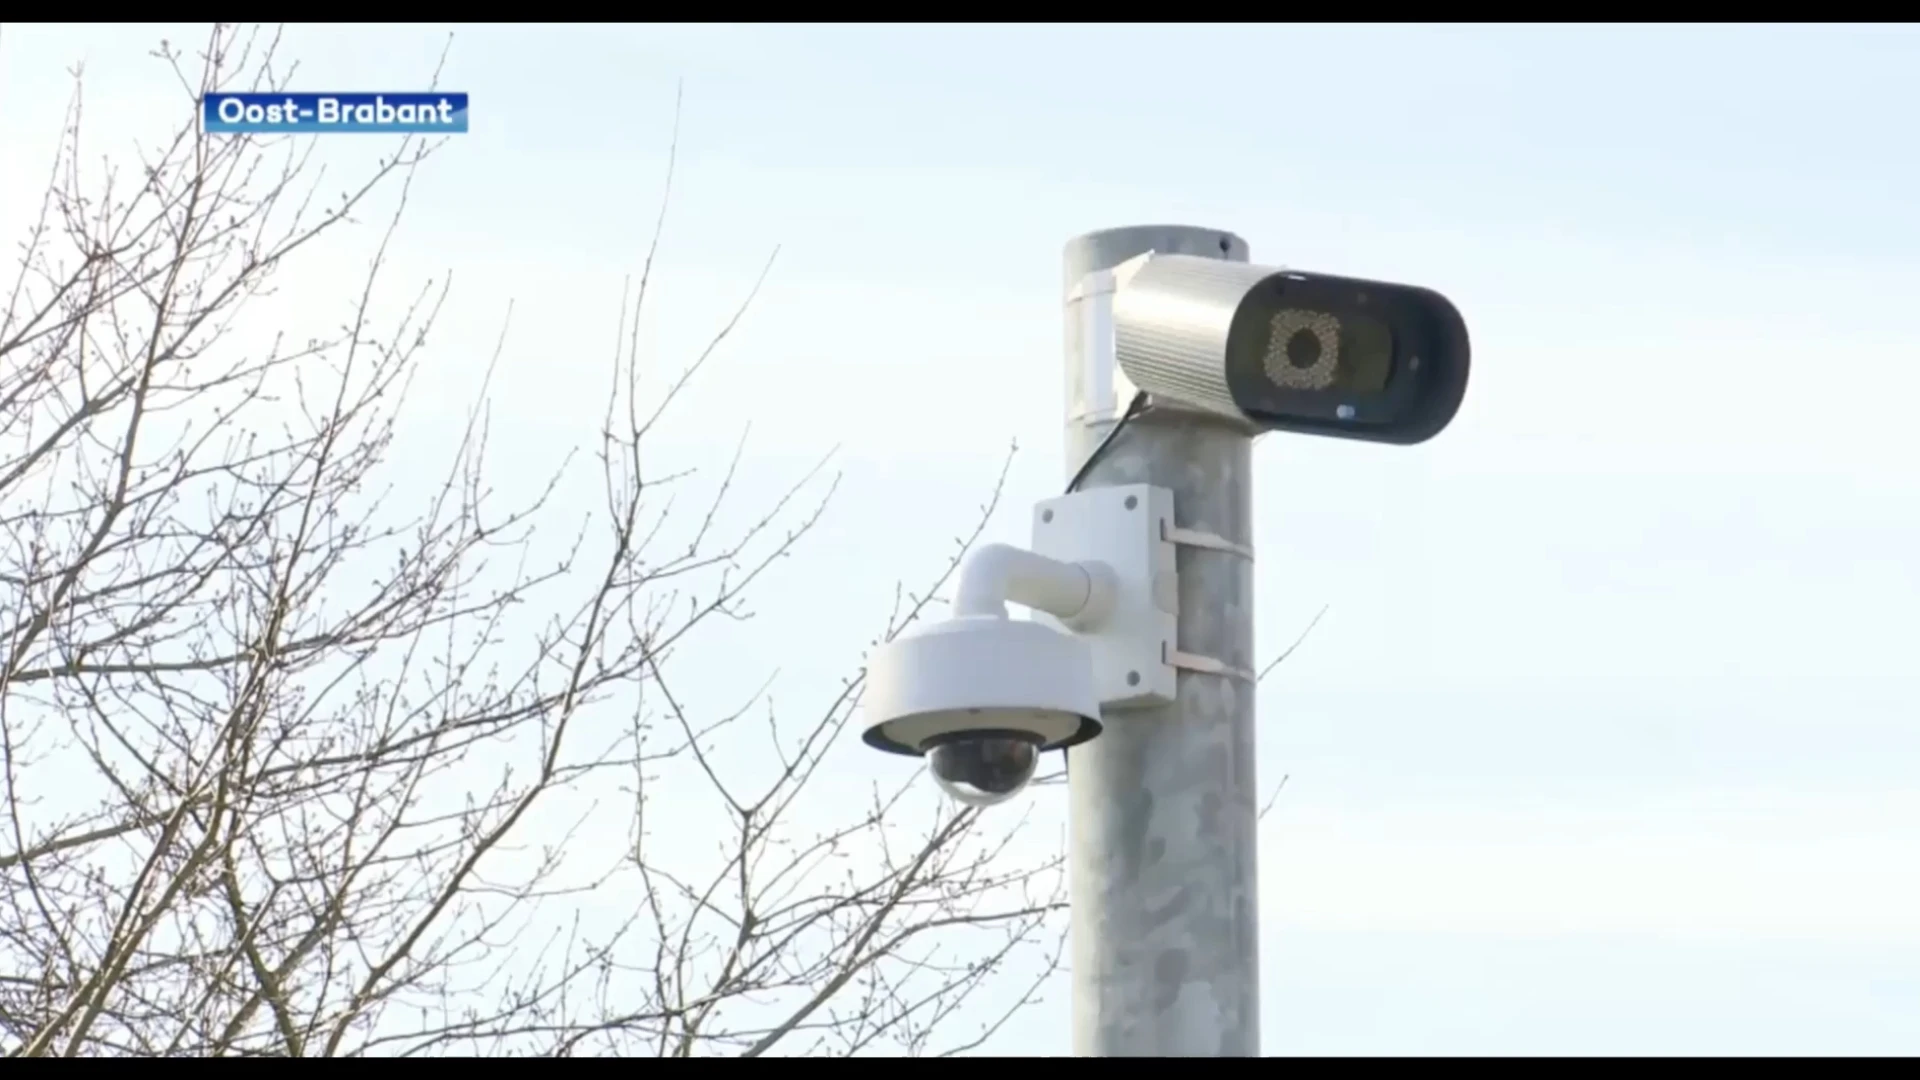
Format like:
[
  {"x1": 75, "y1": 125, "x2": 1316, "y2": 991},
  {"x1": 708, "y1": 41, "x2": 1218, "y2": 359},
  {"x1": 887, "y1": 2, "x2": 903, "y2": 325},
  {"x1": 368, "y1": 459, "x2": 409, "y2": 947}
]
[{"x1": 1062, "y1": 226, "x2": 1259, "y2": 1057}]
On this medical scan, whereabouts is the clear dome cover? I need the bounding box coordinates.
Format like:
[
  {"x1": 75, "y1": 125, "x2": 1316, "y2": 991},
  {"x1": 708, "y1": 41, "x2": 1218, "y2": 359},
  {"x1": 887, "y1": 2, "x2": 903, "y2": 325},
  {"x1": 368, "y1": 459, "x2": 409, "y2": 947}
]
[{"x1": 926, "y1": 735, "x2": 1040, "y2": 808}]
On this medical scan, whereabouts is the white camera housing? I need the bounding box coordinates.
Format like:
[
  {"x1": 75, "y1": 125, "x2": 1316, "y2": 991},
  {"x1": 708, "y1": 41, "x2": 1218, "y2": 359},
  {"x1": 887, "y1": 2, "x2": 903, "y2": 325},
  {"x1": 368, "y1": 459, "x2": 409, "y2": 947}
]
[
  {"x1": 862, "y1": 484, "x2": 1179, "y2": 804},
  {"x1": 1074, "y1": 252, "x2": 1471, "y2": 446},
  {"x1": 862, "y1": 615, "x2": 1102, "y2": 753}
]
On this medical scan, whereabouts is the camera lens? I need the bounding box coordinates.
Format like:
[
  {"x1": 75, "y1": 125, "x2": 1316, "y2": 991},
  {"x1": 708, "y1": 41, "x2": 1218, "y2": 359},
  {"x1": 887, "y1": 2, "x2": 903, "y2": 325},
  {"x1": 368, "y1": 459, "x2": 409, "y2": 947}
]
[
  {"x1": 925, "y1": 734, "x2": 1041, "y2": 808},
  {"x1": 1264, "y1": 309, "x2": 1341, "y2": 390},
  {"x1": 1262, "y1": 307, "x2": 1395, "y2": 395},
  {"x1": 1284, "y1": 328, "x2": 1322, "y2": 370}
]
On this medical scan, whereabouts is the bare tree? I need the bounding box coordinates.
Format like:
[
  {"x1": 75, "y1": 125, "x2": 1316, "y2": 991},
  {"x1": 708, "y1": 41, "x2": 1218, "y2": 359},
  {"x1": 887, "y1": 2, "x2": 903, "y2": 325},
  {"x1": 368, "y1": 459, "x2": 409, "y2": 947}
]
[{"x1": 0, "y1": 25, "x2": 1066, "y2": 1057}]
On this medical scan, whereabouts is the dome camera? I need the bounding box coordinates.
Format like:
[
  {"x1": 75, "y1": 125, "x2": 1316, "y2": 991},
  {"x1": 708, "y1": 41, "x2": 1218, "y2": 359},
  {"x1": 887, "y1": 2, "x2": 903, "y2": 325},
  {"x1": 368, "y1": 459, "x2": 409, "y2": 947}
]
[
  {"x1": 859, "y1": 525, "x2": 1173, "y2": 809},
  {"x1": 862, "y1": 611, "x2": 1103, "y2": 809}
]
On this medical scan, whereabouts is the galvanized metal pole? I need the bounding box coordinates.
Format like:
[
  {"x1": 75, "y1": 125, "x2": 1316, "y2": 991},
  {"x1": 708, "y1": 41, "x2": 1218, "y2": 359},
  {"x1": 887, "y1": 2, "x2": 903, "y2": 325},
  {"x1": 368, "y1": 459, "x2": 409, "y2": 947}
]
[{"x1": 1061, "y1": 226, "x2": 1259, "y2": 1057}]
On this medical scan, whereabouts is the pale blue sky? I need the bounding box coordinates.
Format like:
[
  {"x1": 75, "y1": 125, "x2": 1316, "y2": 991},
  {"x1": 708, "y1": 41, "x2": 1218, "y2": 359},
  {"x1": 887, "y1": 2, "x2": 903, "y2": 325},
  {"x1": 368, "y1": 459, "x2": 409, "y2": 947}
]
[{"x1": 3, "y1": 22, "x2": 1918, "y2": 1056}]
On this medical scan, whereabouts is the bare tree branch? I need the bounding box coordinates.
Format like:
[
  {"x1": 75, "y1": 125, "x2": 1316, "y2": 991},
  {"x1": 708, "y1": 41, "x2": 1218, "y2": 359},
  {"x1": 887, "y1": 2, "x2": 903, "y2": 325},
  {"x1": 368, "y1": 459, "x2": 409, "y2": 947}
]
[{"x1": 0, "y1": 26, "x2": 1067, "y2": 1058}]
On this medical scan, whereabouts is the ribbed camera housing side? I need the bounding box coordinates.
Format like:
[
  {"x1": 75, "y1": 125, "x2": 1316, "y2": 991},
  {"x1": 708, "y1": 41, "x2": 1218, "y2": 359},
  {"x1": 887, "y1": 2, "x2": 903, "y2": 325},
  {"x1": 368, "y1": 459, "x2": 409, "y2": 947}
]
[{"x1": 1112, "y1": 254, "x2": 1274, "y2": 426}]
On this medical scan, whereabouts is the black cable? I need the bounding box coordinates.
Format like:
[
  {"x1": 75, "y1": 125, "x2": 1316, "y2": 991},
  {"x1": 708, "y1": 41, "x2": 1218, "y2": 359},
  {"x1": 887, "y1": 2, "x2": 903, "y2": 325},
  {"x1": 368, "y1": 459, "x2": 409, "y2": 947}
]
[
  {"x1": 1065, "y1": 390, "x2": 1149, "y2": 494},
  {"x1": 1060, "y1": 390, "x2": 1150, "y2": 778}
]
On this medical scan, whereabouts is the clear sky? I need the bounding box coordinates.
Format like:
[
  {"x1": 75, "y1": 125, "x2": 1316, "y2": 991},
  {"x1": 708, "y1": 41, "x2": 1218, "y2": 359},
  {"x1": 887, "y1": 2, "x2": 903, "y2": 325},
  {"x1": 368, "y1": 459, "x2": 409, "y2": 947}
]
[{"x1": 3, "y1": 22, "x2": 1918, "y2": 1056}]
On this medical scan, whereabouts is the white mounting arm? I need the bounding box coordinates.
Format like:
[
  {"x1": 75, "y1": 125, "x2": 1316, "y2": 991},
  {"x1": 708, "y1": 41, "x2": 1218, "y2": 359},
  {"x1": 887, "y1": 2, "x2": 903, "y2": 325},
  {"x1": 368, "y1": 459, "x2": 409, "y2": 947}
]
[{"x1": 952, "y1": 543, "x2": 1117, "y2": 631}]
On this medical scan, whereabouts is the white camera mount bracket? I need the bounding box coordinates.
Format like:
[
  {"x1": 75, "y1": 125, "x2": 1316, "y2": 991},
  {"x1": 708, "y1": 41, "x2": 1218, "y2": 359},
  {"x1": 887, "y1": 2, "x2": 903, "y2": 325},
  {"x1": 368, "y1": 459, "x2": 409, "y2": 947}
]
[{"x1": 1029, "y1": 483, "x2": 1255, "y2": 710}]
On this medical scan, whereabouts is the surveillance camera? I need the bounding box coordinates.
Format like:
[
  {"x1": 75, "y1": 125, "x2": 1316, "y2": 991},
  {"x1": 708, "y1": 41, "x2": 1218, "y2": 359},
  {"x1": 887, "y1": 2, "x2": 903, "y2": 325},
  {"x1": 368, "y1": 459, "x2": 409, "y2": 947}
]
[
  {"x1": 1105, "y1": 253, "x2": 1470, "y2": 445},
  {"x1": 861, "y1": 509, "x2": 1173, "y2": 808},
  {"x1": 862, "y1": 615, "x2": 1102, "y2": 807}
]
